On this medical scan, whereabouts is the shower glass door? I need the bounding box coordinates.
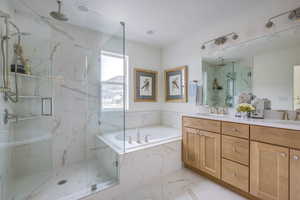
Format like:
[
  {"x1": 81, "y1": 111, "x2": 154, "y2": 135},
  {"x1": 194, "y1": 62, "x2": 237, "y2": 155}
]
[{"x1": 86, "y1": 21, "x2": 126, "y2": 192}]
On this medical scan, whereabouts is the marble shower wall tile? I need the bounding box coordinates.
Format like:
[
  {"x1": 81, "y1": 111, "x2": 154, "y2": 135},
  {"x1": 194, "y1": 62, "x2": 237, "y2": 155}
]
[
  {"x1": 100, "y1": 110, "x2": 162, "y2": 135},
  {"x1": 125, "y1": 111, "x2": 161, "y2": 129},
  {"x1": 161, "y1": 111, "x2": 182, "y2": 129},
  {"x1": 10, "y1": 10, "x2": 104, "y2": 175}
]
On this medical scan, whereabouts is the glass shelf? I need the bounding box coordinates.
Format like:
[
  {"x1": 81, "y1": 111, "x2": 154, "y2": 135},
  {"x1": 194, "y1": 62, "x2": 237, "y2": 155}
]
[
  {"x1": 10, "y1": 72, "x2": 64, "y2": 81},
  {"x1": 12, "y1": 95, "x2": 43, "y2": 99}
]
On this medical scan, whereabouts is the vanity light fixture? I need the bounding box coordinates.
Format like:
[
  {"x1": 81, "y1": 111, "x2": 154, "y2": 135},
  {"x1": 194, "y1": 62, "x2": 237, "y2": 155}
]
[
  {"x1": 265, "y1": 7, "x2": 300, "y2": 28},
  {"x1": 201, "y1": 32, "x2": 239, "y2": 50}
]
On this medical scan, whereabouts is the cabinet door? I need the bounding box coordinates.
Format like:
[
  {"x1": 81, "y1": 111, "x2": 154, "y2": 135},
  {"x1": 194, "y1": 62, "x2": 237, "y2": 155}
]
[
  {"x1": 182, "y1": 127, "x2": 201, "y2": 168},
  {"x1": 199, "y1": 130, "x2": 221, "y2": 178},
  {"x1": 290, "y1": 149, "x2": 300, "y2": 200},
  {"x1": 250, "y1": 142, "x2": 289, "y2": 200}
]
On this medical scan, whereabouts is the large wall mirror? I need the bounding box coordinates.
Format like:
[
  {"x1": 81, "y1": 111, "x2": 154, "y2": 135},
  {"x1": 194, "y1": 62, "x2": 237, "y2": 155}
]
[{"x1": 202, "y1": 25, "x2": 300, "y2": 111}]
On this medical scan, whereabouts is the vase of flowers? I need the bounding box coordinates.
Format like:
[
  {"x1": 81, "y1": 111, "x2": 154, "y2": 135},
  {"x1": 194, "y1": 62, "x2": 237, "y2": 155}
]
[{"x1": 236, "y1": 103, "x2": 255, "y2": 119}]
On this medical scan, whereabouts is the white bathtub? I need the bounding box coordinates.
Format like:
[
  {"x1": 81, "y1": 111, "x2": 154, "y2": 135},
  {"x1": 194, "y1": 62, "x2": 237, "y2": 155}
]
[{"x1": 97, "y1": 126, "x2": 181, "y2": 154}]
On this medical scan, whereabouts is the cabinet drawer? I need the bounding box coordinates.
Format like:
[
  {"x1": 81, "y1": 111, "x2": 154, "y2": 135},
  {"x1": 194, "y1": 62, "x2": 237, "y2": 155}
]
[
  {"x1": 251, "y1": 125, "x2": 300, "y2": 149},
  {"x1": 222, "y1": 122, "x2": 249, "y2": 139},
  {"x1": 222, "y1": 135, "x2": 249, "y2": 165},
  {"x1": 183, "y1": 117, "x2": 221, "y2": 133},
  {"x1": 222, "y1": 159, "x2": 249, "y2": 192}
]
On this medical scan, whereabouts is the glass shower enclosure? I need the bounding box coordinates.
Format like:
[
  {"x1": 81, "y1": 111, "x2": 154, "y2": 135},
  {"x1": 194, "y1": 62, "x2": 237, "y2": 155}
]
[{"x1": 0, "y1": 1, "x2": 126, "y2": 199}]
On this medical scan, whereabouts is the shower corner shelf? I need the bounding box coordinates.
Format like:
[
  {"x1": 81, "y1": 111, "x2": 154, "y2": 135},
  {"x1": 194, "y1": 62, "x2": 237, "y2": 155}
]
[
  {"x1": 12, "y1": 95, "x2": 43, "y2": 99},
  {"x1": 9, "y1": 114, "x2": 47, "y2": 123},
  {"x1": 0, "y1": 134, "x2": 52, "y2": 148}
]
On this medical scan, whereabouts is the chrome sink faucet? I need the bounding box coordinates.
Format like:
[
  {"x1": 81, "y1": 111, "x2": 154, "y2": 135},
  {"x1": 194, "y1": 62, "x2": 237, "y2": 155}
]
[
  {"x1": 209, "y1": 107, "x2": 217, "y2": 114},
  {"x1": 278, "y1": 110, "x2": 289, "y2": 120},
  {"x1": 295, "y1": 110, "x2": 300, "y2": 121},
  {"x1": 208, "y1": 106, "x2": 227, "y2": 115}
]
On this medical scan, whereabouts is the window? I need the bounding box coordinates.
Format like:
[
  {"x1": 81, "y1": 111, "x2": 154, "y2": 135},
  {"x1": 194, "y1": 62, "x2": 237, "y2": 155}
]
[{"x1": 101, "y1": 51, "x2": 128, "y2": 111}]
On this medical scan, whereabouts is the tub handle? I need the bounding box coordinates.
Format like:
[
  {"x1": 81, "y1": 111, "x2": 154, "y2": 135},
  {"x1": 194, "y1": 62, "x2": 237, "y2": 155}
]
[
  {"x1": 145, "y1": 135, "x2": 150, "y2": 143},
  {"x1": 128, "y1": 136, "x2": 133, "y2": 144}
]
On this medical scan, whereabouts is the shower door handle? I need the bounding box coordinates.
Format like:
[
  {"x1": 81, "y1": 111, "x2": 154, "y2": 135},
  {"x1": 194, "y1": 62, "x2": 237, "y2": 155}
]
[{"x1": 41, "y1": 97, "x2": 53, "y2": 116}]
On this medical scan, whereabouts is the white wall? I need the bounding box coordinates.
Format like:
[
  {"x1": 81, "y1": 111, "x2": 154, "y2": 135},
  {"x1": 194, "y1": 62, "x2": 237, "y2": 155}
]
[
  {"x1": 101, "y1": 36, "x2": 162, "y2": 111},
  {"x1": 127, "y1": 41, "x2": 162, "y2": 111},
  {"x1": 161, "y1": 0, "x2": 300, "y2": 114},
  {"x1": 253, "y1": 46, "x2": 300, "y2": 110}
]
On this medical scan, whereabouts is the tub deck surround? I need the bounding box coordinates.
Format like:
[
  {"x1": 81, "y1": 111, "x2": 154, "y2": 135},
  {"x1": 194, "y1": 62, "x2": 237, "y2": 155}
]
[
  {"x1": 182, "y1": 113, "x2": 300, "y2": 200},
  {"x1": 98, "y1": 126, "x2": 181, "y2": 154},
  {"x1": 86, "y1": 137, "x2": 182, "y2": 200}
]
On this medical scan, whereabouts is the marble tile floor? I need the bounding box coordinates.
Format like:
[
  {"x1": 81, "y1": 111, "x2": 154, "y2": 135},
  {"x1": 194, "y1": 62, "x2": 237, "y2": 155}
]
[
  {"x1": 10, "y1": 159, "x2": 117, "y2": 200},
  {"x1": 90, "y1": 168, "x2": 246, "y2": 200}
]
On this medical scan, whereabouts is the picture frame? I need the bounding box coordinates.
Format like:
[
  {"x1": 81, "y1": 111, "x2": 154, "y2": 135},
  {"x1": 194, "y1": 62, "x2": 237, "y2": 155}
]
[
  {"x1": 134, "y1": 68, "x2": 158, "y2": 102},
  {"x1": 165, "y1": 66, "x2": 188, "y2": 102}
]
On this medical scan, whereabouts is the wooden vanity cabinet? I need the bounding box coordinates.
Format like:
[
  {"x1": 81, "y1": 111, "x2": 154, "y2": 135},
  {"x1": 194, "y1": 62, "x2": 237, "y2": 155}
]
[
  {"x1": 250, "y1": 141, "x2": 289, "y2": 200},
  {"x1": 182, "y1": 117, "x2": 221, "y2": 178},
  {"x1": 182, "y1": 117, "x2": 300, "y2": 200},
  {"x1": 290, "y1": 149, "x2": 300, "y2": 200},
  {"x1": 182, "y1": 127, "x2": 200, "y2": 169},
  {"x1": 199, "y1": 130, "x2": 220, "y2": 178}
]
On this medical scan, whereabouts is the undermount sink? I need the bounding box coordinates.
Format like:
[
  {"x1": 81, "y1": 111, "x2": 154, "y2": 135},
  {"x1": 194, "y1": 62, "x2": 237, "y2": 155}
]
[{"x1": 263, "y1": 120, "x2": 300, "y2": 125}]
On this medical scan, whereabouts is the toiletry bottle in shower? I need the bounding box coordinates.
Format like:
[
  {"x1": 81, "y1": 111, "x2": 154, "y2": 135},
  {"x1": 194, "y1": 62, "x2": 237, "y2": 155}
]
[{"x1": 24, "y1": 59, "x2": 32, "y2": 75}]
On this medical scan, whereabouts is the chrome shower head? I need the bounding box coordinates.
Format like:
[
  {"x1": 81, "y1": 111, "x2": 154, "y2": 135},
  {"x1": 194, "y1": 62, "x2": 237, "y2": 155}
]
[
  {"x1": 50, "y1": 0, "x2": 68, "y2": 21},
  {"x1": 215, "y1": 57, "x2": 226, "y2": 67},
  {"x1": 288, "y1": 7, "x2": 300, "y2": 21}
]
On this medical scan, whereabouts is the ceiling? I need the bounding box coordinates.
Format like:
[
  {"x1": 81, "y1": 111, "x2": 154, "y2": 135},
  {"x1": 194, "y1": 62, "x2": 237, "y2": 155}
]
[{"x1": 11, "y1": 0, "x2": 300, "y2": 47}]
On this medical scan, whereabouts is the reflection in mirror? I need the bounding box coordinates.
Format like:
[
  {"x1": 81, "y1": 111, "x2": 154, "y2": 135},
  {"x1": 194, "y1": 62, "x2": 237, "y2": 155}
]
[
  {"x1": 202, "y1": 58, "x2": 252, "y2": 108},
  {"x1": 202, "y1": 25, "x2": 300, "y2": 111}
]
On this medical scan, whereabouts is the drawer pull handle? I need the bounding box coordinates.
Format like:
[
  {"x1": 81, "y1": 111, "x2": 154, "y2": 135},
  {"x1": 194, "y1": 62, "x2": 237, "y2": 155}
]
[
  {"x1": 280, "y1": 153, "x2": 287, "y2": 157},
  {"x1": 293, "y1": 155, "x2": 299, "y2": 160}
]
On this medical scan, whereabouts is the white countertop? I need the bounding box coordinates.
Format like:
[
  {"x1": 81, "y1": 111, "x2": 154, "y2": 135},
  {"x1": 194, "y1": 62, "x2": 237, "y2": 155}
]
[{"x1": 183, "y1": 113, "x2": 300, "y2": 131}]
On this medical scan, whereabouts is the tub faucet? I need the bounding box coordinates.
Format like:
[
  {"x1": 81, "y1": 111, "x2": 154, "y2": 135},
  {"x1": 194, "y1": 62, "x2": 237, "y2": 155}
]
[{"x1": 136, "y1": 128, "x2": 142, "y2": 144}]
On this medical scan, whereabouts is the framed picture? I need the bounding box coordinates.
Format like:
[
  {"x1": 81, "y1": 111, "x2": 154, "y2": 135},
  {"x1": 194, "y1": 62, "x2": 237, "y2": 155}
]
[
  {"x1": 165, "y1": 66, "x2": 188, "y2": 102},
  {"x1": 134, "y1": 68, "x2": 158, "y2": 102}
]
